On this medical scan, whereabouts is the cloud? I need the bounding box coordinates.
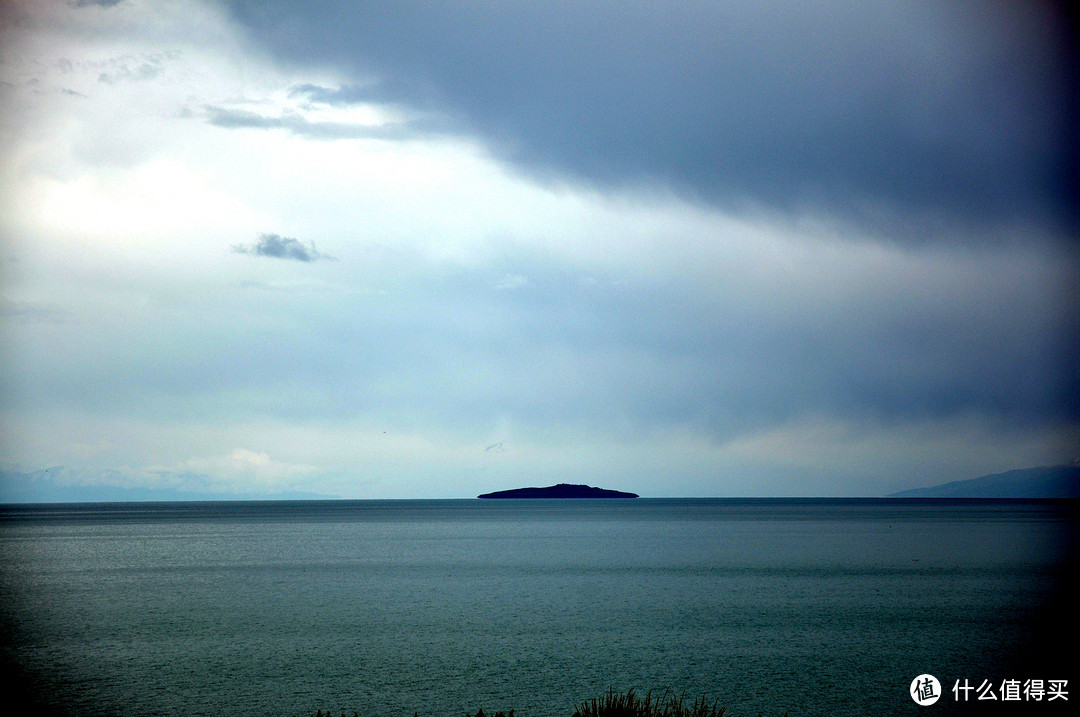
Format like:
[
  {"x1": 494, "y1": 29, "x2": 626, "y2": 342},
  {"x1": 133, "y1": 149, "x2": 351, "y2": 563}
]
[
  {"x1": 288, "y1": 82, "x2": 434, "y2": 109},
  {"x1": 223, "y1": 1, "x2": 1078, "y2": 240},
  {"x1": 204, "y1": 104, "x2": 445, "y2": 141},
  {"x1": 201, "y1": 78, "x2": 461, "y2": 142},
  {"x1": 0, "y1": 295, "x2": 70, "y2": 324},
  {"x1": 232, "y1": 233, "x2": 332, "y2": 262},
  {"x1": 97, "y1": 60, "x2": 162, "y2": 84},
  {"x1": 172, "y1": 448, "x2": 320, "y2": 486},
  {"x1": 493, "y1": 273, "x2": 531, "y2": 291}
]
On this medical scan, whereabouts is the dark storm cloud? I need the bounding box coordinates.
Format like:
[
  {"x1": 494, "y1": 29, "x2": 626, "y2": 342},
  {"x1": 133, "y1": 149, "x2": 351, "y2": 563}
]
[
  {"x1": 223, "y1": 0, "x2": 1078, "y2": 239},
  {"x1": 232, "y1": 233, "x2": 330, "y2": 262}
]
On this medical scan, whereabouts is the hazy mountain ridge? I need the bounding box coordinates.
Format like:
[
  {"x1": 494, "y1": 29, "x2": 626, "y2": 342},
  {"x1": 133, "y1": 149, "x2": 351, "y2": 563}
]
[
  {"x1": 0, "y1": 467, "x2": 334, "y2": 503},
  {"x1": 889, "y1": 463, "x2": 1080, "y2": 498}
]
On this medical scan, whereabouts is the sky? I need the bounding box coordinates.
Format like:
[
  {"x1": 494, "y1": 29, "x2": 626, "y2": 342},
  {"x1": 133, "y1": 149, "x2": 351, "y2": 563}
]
[{"x1": 0, "y1": 0, "x2": 1077, "y2": 500}]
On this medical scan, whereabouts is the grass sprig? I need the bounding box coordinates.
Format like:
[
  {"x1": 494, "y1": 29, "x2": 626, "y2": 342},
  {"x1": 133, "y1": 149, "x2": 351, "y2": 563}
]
[{"x1": 572, "y1": 688, "x2": 726, "y2": 717}]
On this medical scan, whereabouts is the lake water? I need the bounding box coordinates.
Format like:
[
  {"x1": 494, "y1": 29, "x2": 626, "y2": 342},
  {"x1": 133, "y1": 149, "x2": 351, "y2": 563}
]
[{"x1": 1, "y1": 499, "x2": 1076, "y2": 716}]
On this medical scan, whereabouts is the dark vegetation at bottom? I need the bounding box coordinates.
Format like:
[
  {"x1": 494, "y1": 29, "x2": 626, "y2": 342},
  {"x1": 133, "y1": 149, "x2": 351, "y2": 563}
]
[
  {"x1": 300, "y1": 687, "x2": 783, "y2": 717},
  {"x1": 573, "y1": 689, "x2": 727, "y2": 717}
]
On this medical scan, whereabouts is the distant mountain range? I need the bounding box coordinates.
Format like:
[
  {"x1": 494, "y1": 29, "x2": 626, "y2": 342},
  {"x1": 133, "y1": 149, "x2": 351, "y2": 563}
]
[
  {"x1": 889, "y1": 463, "x2": 1080, "y2": 498},
  {"x1": 0, "y1": 467, "x2": 333, "y2": 503}
]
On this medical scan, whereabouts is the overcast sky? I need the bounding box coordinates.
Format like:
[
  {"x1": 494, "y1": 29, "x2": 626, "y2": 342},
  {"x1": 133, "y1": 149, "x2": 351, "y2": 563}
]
[{"x1": 1, "y1": 0, "x2": 1076, "y2": 499}]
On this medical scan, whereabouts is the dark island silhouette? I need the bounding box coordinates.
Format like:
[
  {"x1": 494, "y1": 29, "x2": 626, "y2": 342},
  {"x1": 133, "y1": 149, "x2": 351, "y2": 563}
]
[{"x1": 477, "y1": 483, "x2": 639, "y2": 499}]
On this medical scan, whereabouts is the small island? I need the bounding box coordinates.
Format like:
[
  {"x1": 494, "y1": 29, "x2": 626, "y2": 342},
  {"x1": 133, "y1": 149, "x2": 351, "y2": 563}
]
[{"x1": 477, "y1": 483, "x2": 639, "y2": 499}]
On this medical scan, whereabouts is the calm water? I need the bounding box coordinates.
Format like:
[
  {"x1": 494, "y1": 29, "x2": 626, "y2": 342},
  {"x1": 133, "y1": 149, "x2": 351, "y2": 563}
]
[{"x1": 1, "y1": 499, "x2": 1076, "y2": 717}]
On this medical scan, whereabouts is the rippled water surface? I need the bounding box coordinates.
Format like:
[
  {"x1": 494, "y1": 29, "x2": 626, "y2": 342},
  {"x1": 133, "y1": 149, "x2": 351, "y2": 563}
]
[{"x1": 1, "y1": 499, "x2": 1075, "y2": 716}]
